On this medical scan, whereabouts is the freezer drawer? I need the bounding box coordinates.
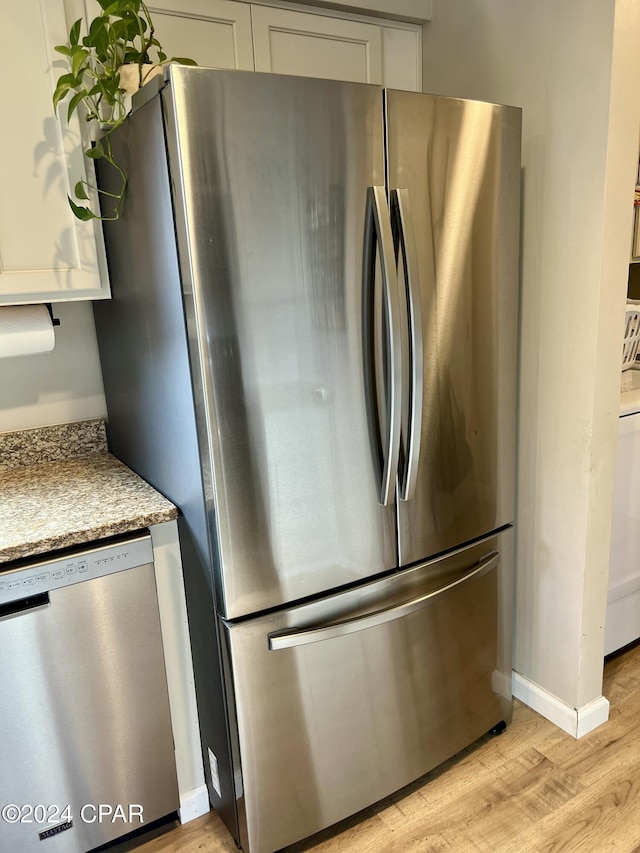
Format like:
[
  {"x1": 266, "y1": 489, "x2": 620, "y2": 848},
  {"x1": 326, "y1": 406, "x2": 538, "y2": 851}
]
[{"x1": 222, "y1": 528, "x2": 513, "y2": 853}]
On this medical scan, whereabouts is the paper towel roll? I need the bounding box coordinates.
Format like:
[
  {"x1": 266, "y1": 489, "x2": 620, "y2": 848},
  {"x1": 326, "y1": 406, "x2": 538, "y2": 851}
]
[{"x1": 0, "y1": 305, "x2": 55, "y2": 359}]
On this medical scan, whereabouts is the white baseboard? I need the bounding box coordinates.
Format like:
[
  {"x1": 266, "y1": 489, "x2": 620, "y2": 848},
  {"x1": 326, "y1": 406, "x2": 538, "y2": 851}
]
[
  {"x1": 178, "y1": 784, "x2": 210, "y2": 824},
  {"x1": 512, "y1": 671, "x2": 610, "y2": 738}
]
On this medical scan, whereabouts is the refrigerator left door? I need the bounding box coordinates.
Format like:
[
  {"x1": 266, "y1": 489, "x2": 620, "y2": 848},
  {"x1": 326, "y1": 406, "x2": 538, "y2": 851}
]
[{"x1": 163, "y1": 67, "x2": 397, "y2": 619}]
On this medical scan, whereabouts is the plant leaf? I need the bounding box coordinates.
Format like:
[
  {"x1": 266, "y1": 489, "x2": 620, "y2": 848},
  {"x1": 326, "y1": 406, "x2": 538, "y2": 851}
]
[
  {"x1": 69, "y1": 18, "x2": 82, "y2": 46},
  {"x1": 52, "y1": 79, "x2": 75, "y2": 111},
  {"x1": 103, "y1": 0, "x2": 140, "y2": 15},
  {"x1": 85, "y1": 139, "x2": 104, "y2": 159},
  {"x1": 71, "y1": 48, "x2": 88, "y2": 78},
  {"x1": 171, "y1": 57, "x2": 198, "y2": 66},
  {"x1": 86, "y1": 15, "x2": 110, "y2": 56},
  {"x1": 102, "y1": 0, "x2": 126, "y2": 12},
  {"x1": 74, "y1": 181, "x2": 89, "y2": 200},
  {"x1": 54, "y1": 45, "x2": 74, "y2": 57},
  {"x1": 67, "y1": 90, "x2": 88, "y2": 121},
  {"x1": 68, "y1": 198, "x2": 97, "y2": 220},
  {"x1": 54, "y1": 72, "x2": 79, "y2": 87}
]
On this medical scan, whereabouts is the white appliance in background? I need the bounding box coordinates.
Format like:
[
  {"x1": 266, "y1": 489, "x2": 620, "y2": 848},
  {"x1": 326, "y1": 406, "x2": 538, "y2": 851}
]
[
  {"x1": 93, "y1": 67, "x2": 521, "y2": 853},
  {"x1": 606, "y1": 369, "x2": 640, "y2": 655}
]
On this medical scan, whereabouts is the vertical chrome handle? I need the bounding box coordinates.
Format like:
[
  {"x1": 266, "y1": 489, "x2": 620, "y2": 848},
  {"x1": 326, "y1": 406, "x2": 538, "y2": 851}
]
[
  {"x1": 393, "y1": 188, "x2": 423, "y2": 502},
  {"x1": 363, "y1": 186, "x2": 402, "y2": 506}
]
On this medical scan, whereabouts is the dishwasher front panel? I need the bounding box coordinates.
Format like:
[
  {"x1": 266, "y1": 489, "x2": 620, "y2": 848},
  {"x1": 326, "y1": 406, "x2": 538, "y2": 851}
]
[
  {"x1": 0, "y1": 537, "x2": 179, "y2": 853},
  {"x1": 223, "y1": 528, "x2": 513, "y2": 853}
]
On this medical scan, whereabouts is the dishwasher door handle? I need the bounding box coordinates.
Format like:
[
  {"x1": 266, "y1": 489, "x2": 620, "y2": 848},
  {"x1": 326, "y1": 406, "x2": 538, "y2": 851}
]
[
  {"x1": 0, "y1": 592, "x2": 50, "y2": 620},
  {"x1": 268, "y1": 551, "x2": 500, "y2": 650}
]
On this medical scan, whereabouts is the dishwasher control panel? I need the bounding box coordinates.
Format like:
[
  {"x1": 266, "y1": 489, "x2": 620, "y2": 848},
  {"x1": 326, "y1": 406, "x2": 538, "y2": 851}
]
[{"x1": 0, "y1": 533, "x2": 154, "y2": 605}]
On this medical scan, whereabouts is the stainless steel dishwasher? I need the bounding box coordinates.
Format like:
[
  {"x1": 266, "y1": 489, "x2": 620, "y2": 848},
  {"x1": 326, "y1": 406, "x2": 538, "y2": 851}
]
[{"x1": 0, "y1": 531, "x2": 179, "y2": 853}]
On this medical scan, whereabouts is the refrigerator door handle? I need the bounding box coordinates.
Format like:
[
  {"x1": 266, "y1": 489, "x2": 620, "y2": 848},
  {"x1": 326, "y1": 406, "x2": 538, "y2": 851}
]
[
  {"x1": 363, "y1": 185, "x2": 403, "y2": 506},
  {"x1": 268, "y1": 550, "x2": 499, "y2": 650},
  {"x1": 393, "y1": 188, "x2": 424, "y2": 502}
]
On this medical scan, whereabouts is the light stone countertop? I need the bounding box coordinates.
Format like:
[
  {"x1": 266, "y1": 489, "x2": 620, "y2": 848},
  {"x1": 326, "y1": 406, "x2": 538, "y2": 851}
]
[{"x1": 0, "y1": 420, "x2": 177, "y2": 564}]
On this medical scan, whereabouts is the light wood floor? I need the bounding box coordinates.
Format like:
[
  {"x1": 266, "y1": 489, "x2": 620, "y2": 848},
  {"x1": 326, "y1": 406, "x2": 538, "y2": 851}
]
[{"x1": 131, "y1": 641, "x2": 640, "y2": 853}]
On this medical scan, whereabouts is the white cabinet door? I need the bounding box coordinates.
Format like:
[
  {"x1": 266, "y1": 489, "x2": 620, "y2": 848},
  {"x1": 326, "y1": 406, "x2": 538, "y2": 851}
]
[
  {"x1": 147, "y1": 0, "x2": 254, "y2": 69},
  {"x1": 251, "y1": 5, "x2": 383, "y2": 84},
  {"x1": 381, "y1": 24, "x2": 421, "y2": 92},
  {"x1": 2, "y1": 0, "x2": 418, "y2": 307},
  {"x1": 0, "y1": 0, "x2": 107, "y2": 305}
]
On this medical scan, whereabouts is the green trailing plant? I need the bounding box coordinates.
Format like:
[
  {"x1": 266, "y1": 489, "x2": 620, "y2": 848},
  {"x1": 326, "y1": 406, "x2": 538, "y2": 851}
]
[{"x1": 52, "y1": 0, "x2": 196, "y2": 221}]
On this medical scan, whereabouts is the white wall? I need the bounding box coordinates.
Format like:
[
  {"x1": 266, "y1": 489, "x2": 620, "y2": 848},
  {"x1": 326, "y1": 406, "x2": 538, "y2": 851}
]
[
  {"x1": 0, "y1": 301, "x2": 106, "y2": 433},
  {"x1": 423, "y1": 0, "x2": 640, "y2": 727},
  {"x1": 580, "y1": 0, "x2": 640, "y2": 708}
]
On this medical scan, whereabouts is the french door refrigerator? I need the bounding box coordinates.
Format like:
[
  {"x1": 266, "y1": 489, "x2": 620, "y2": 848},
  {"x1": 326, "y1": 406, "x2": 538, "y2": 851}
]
[{"x1": 94, "y1": 66, "x2": 521, "y2": 853}]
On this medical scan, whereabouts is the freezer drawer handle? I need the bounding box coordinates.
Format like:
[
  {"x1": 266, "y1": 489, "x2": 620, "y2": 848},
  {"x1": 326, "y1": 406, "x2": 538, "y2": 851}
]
[
  {"x1": 0, "y1": 592, "x2": 50, "y2": 620},
  {"x1": 268, "y1": 550, "x2": 499, "y2": 650},
  {"x1": 362, "y1": 185, "x2": 403, "y2": 506},
  {"x1": 392, "y1": 188, "x2": 423, "y2": 502}
]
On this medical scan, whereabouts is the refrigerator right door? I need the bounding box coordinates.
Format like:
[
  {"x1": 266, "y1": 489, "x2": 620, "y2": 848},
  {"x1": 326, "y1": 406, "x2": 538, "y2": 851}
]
[{"x1": 386, "y1": 91, "x2": 522, "y2": 566}]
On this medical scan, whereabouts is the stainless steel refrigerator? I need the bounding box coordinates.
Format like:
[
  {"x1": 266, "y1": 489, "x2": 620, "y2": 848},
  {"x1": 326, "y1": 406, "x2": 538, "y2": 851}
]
[{"x1": 94, "y1": 65, "x2": 521, "y2": 853}]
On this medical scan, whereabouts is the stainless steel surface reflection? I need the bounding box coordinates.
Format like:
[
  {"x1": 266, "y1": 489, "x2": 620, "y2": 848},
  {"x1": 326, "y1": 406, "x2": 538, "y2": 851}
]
[
  {"x1": 164, "y1": 69, "x2": 397, "y2": 620},
  {"x1": 0, "y1": 537, "x2": 178, "y2": 853},
  {"x1": 93, "y1": 68, "x2": 521, "y2": 853},
  {"x1": 386, "y1": 92, "x2": 521, "y2": 566},
  {"x1": 224, "y1": 529, "x2": 513, "y2": 853}
]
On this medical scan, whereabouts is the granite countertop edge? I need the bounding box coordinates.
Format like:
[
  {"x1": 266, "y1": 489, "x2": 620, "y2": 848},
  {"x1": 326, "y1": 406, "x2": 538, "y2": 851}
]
[
  {"x1": 1, "y1": 509, "x2": 178, "y2": 565},
  {"x1": 1, "y1": 421, "x2": 178, "y2": 565}
]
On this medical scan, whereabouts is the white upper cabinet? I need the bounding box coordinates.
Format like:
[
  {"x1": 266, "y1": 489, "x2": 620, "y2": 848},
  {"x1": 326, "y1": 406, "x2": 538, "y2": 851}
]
[
  {"x1": 251, "y1": 6, "x2": 383, "y2": 83},
  {"x1": 292, "y1": 0, "x2": 432, "y2": 22},
  {"x1": 1, "y1": 0, "x2": 420, "y2": 305},
  {"x1": 149, "y1": 2, "x2": 421, "y2": 90},
  {"x1": 379, "y1": 24, "x2": 422, "y2": 92},
  {"x1": 0, "y1": 0, "x2": 108, "y2": 305},
  {"x1": 148, "y1": 0, "x2": 254, "y2": 70}
]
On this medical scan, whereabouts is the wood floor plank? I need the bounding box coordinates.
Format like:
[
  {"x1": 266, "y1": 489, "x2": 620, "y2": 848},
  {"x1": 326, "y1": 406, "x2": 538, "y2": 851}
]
[
  {"x1": 283, "y1": 807, "x2": 389, "y2": 853},
  {"x1": 603, "y1": 645, "x2": 640, "y2": 703},
  {"x1": 489, "y1": 748, "x2": 584, "y2": 822},
  {"x1": 494, "y1": 768, "x2": 640, "y2": 853},
  {"x1": 536, "y1": 698, "x2": 640, "y2": 787},
  {"x1": 130, "y1": 809, "x2": 236, "y2": 853}
]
